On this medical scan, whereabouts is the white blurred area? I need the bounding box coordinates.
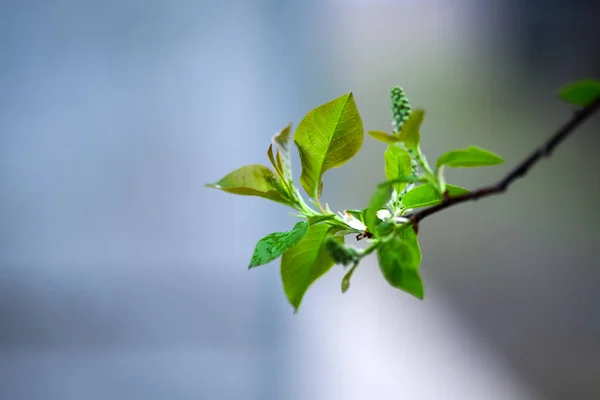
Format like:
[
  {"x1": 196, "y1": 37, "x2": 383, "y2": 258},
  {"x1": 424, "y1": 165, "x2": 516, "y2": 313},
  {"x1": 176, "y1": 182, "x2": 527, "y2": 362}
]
[{"x1": 292, "y1": 275, "x2": 538, "y2": 399}]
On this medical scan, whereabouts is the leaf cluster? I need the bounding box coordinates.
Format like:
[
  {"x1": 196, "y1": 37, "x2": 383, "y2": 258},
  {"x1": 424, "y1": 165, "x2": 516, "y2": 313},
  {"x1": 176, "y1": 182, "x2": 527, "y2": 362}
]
[{"x1": 207, "y1": 79, "x2": 600, "y2": 312}]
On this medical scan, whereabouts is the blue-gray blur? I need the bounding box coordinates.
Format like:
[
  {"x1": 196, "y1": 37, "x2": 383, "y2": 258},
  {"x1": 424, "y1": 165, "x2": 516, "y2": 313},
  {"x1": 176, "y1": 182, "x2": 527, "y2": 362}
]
[{"x1": 1, "y1": 1, "x2": 599, "y2": 399}]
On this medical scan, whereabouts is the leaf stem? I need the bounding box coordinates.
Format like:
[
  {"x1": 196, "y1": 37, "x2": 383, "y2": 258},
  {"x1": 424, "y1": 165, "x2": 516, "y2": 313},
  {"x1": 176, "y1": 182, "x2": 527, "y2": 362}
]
[{"x1": 414, "y1": 146, "x2": 439, "y2": 191}]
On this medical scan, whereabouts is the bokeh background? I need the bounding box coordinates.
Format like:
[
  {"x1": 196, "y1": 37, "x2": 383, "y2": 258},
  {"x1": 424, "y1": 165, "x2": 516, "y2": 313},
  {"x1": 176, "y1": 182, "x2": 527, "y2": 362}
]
[{"x1": 1, "y1": 1, "x2": 599, "y2": 399}]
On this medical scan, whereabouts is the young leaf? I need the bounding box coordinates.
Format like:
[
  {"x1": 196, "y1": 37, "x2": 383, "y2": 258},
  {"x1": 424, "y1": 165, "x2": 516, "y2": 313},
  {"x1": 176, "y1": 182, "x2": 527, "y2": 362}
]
[
  {"x1": 280, "y1": 224, "x2": 342, "y2": 311},
  {"x1": 267, "y1": 144, "x2": 281, "y2": 176},
  {"x1": 393, "y1": 109, "x2": 424, "y2": 148},
  {"x1": 364, "y1": 183, "x2": 393, "y2": 235},
  {"x1": 308, "y1": 214, "x2": 336, "y2": 225},
  {"x1": 558, "y1": 79, "x2": 600, "y2": 107},
  {"x1": 294, "y1": 93, "x2": 364, "y2": 198},
  {"x1": 341, "y1": 262, "x2": 359, "y2": 293},
  {"x1": 206, "y1": 164, "x2": 291, "y2": 204},
  {"x1": 368, "y1": 130, "x2": 400, "y2": 144},
  {"x1": 401, "y1": 183, "x2": 469, "y2": 209},
  {"x1": 384, "y1": 145, "x2": 413, "y2": 194},
  {"x1": 377, "y1": 235, "x2": 424, "y2": 299},
  {"x1": 248, "y1": 222, "x2": 309, "y2": 268},
  {"x1": 436, "y1": 146, "x2": 504, "y2": 168},
  {"x1": 273, "y1": 123, "x2": 293, "y2": 181}
]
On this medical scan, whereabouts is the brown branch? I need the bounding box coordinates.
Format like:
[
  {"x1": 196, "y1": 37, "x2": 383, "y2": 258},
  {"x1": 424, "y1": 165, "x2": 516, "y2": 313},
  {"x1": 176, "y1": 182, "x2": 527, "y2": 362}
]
[{"x1": 407, "y1": 96, "x2": 600, "y2": 227}]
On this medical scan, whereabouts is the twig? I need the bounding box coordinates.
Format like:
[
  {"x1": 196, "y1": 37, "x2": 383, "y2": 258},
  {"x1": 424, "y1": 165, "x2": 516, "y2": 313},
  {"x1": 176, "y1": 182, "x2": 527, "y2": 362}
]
[{"x1": 407, "y1": 96, "x2": 600, "y2": 226}]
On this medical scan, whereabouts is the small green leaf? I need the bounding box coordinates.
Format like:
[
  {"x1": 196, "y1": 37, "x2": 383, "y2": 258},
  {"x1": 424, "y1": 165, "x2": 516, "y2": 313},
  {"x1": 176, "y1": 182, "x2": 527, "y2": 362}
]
[
  {"x1": 394, "y1": 109, "x2": 424, "y2": 148},
  {"x1": 206, "y1": 164, "x2": 290, "y2": 204},
  {"x1": 308, "y1": 214, "x2": 336, "y2": 225},
  {"x1": 377, "y1": 235, "x2": 423, "y2": 299},
  {"x1": 436, "y1": 146, "x2": 504, "y2": 168},
  {"x1": 368, "y1": 130, "x2": 400, "y2": 144},
  {"x1": 249, "y1": 222, "x2": 309, "y2": 268},
  {"x1": 281, "y1": 224, "x2": 342, "y2": 311},
  {"x1": 273, "y1": 123, "x2": 293, "y2": 181},
  {"x1": 558, "y1": 79, "x2": 600, "y2": 106},
  {"x1": 401, "y1": 184, "x2": 469, "y2": 209},
  {"x1": 341, "y1": 262, "x2": 359, "y2": 293},
  {"x1": 295, "y1": 93, "x2": 364, "y2": 198},
  {"x1": 384, "y1": 145, "x2": 413, "y2": 194},
  {"x1": 364, "y1": 184, "x2": 393, "y2": 235},
  {"x1": 325, "y1": 238, "x2": 359, "y2": 266}
]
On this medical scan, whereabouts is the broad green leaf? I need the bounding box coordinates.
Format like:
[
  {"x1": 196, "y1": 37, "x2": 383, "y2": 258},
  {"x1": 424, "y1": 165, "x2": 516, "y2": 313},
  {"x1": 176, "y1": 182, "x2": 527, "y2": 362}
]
[
  {"x1": 341, "y1": 262, "x2": 359, "y2": 293},
  {"x1": 273, "y1": 123, "x2": 293, "y2": 181},
  {"x1": 249, "y1": 222, "x2": 309, "y2": 268},
  {"x1": 325, "y1": 238, "x2": 358, "y2": 266},
  {"x1": 368, "y1": 130, "x2": 400, "y2": 144},
  {"x1": 401, "y1": 184, "x2": 469, "y2": 209},
  {"x1": 206, "y1": 164, "x2": 290, "y2": 204},
  {"x1": 377, "y1": 235, "x2": 424, "y2": 299},
  {"x1": 364, "y1": 184, "x2": 393, "y2": 235},
  {"x1": 397, "y1": 226, "x2": 422, "y2": 265},
  {"x1": 558, "y1": 79, "x2": 600, "y2": 106},
  {"x1": 394, "y1": 109, "x2": 424, "y2": 148},
  {"x1": 384, "y1": 145, "x2": 413, "y2": 194},
  {"x1": 295, "y1": 93, "x2": 364, "y2": 198},
  {"x1": 281, "y1": 224, "x2": 342, "y2": 311},
  {"x1": 436, "y1": 146, "x2": 504, "y2": 168},
  {"x1": 308, "y1": 214, "x2": 336, "y2": 225}
]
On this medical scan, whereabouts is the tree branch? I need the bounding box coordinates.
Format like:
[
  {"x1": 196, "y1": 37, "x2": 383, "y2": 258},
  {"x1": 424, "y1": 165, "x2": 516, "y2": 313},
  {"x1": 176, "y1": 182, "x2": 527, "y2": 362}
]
[{"x1": 407, "y1": 96, "x2": 600, "y2": 226}]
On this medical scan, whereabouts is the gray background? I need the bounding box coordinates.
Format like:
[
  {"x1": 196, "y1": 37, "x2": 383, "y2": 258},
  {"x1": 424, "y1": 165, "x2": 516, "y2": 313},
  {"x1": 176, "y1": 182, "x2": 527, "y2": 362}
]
[{"x1": 1, "y1": 1, "x2": 599, "y2": 399}]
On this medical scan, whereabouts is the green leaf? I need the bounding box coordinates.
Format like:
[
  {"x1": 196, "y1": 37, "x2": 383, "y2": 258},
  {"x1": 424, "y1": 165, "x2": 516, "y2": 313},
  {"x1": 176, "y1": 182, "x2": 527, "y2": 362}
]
[
  {"x1": 295, "y1": 93, "x2": 364, "y2": 198},
  {"x1": 368, "y1": 130, "x2": 400, "y2": 144},
  {"x1": 341, "y1": 262, "x2": 359, "y2": 293},
  {"x1": 308, "y1": 214, "x2": 336, "y2": 225},
  {"x1": 249, "y1": 222, "x2": 309, "y2": 268},
  {"x1": 384, "y1": 145, "x2": 413, "y2": 194},
  {"x1": 364, "y1": 183, "x2": 393, "y2": 235},
  {"x1": 375, "y1": 220, "x2": 395, "y2": 237},
  {"x1": 267, "y1": 144, "x2": 281, "y2": 176},
  {"x1": 436, "y1": 146, "x2": 504, "y2": 168},
  {"x1": 558, "y1": 79, "x2": 600, "y2": 106},
  {"x1": 281, "y1": 224, "x2": 341, "y2": 311},
  {"x1": 377, "y1": 176, "x2": 422, "y2": 188},
  {"x1": 401, "y1": 184, "x2": 469, "y2": 209},
  {"x1": 206, "y1": 164, "x2": 291, "y2": 204},
  {"x1": 325, "y1": 238, "x2": 359, "y2": 266},
  {"x1": 377, "y1": 235, "x2": 424, "y2": 299},
  {"x1": 394, "y1": 109, "x2": 424, "y2": 148},
  {"x1": 273, "y1": 123, "x2": 293, "y2": 181},
  {"x1": 397, "y1": 226, "x2": 422, "y2": 265}
]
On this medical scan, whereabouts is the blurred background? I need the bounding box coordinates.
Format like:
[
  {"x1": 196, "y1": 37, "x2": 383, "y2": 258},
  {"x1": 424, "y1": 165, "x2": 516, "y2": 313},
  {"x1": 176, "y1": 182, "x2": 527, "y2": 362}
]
[{"x1": 1, "y1": 0, "x2": 599, "y2": 399}]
